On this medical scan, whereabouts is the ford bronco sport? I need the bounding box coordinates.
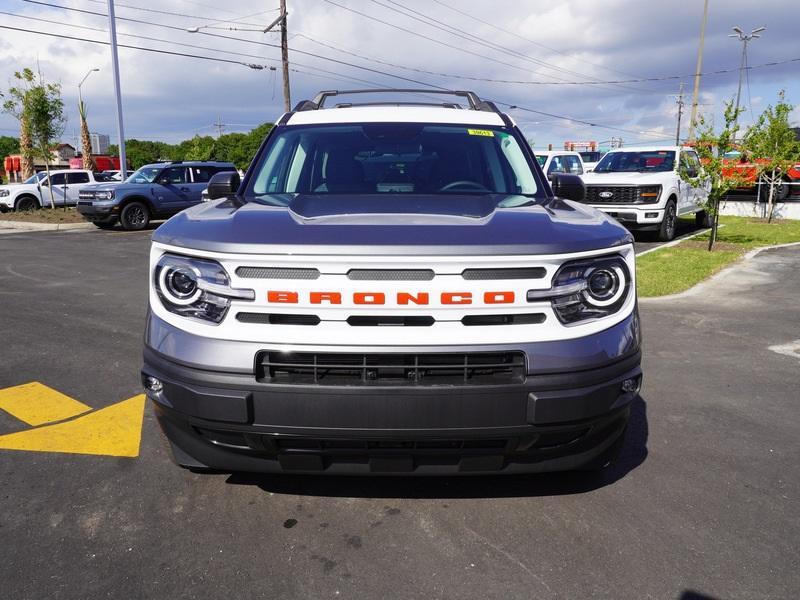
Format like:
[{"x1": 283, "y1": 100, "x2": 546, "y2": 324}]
[
  {"x1": 142, "y1": 89, "x2": 642, "y2": 475},
  {"x1": 77, "y1": 160, "x2": 235, "y2": 230}
]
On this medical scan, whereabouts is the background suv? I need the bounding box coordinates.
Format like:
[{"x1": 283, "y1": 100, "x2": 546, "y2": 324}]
[{"x1": 77, "y1": 160, "x2": 235, "y2": 230}]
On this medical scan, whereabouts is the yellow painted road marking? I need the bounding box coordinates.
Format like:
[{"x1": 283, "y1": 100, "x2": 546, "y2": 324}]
[
  {"x1": 0, "y1": 382, "x2": 91, "y2": 426},
  {"x1": 0, "y1": 394, "x2": 146, "y2": 458}
]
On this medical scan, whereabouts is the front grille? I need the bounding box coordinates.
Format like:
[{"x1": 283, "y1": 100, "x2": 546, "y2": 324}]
[
  {"x1": 237, "y1": 312, "x2": 320, "y2": 325},
  {"x1": 585, "y1": 186, "x2": 640, "y2": 204},
  {"x1": 236, "y1": 267, "x2": 320, "y2": 279},
  {"x1": 257, "y1": 351, "x2": 526, "y2": 386},
  {"x1": 77, "y1": 200, "x2": 93, "y2": 206},
  {"x1": 347, "y1": 269, "x2": 434, "y2": 281},
  {"x1": 461, "y1": 267, "x2": 546, "y2": 280}
]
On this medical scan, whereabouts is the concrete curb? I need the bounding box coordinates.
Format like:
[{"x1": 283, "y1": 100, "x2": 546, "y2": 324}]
[
  {"x1": 0, "y1": 220, "x2": 94, "y2": 231},
  {"x1": 636, "y1": 224, "x2": 724, "y2": 257},
  {"x1": 640, "y1": 241, "x2": 800, "y2": 303}
]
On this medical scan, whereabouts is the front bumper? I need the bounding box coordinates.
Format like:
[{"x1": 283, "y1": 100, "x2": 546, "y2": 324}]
[
  {"x1": 142, "y1": 311, "x2": 642, "y2": 475},
  {"x1": 76, "y1": 202, "x2": 119, "y2": 222},
  {"x1": 592, "y1": 206, "x2": 665, "y2": 230}
]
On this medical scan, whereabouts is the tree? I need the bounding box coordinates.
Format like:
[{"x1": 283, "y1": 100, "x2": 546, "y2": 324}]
[
  {"x1": 683, "y1": 101, "x2": 747, "y2": 251},
  {"x1": 0, "y1": 135, "x2": 19, "y2": 163},
  {"x1": 1, "y1": 69, "x2": 37, "y2": 179},
  {"x1": 79, "y1": 100, "x2": 94, "y2": 170},
  {"x1": 743, "y1": 91, "x2": 800, "y2": 222},
  {"x1": 2, "y1": 68, "x2": 66, "y2": 208}
]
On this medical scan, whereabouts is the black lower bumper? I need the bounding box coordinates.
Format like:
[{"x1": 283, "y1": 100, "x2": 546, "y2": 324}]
[
  {"x1": 142, "y1": 346, "x2": 641, "y2": 475},
  {"x1": 76, "y1": 203, "x2": 118, "y2": 223}
]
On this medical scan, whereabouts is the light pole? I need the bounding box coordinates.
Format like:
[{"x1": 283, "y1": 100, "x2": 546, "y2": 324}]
[
  {"x1": 107, "y1": 0, "x2": 127, "y2": 178},
  {"x1": 730, "y1": 25, "x2": 766, "y2": 134},
  {"x1": 78, "y1": 68, "x2": 100, "y2": 108}
]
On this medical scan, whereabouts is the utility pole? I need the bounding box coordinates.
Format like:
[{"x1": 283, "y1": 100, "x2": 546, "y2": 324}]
[
  {"x1": 106, "y1": 0, "x2": 127, "y2": 178},
  {"x1": 730, "y1": 25, "x2": 766, "y2": 135},
  {"x1": 688, "y1": 0, "x2": 709, "y2": 141},
  {"x1": 675, "y1": 82, "x2": 685, "y2": 146},
  {"x1": 280, "y1": 0, "x2": 291, "y2": 112},
  {"x1": 213, "y1": 116, "x2": 225, "y2": 137}
]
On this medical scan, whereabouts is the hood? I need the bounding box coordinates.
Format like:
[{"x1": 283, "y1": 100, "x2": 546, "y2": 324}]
[
  {"x1": 581, "y1": 171, "x2": 672, "y2": 184},
  {"x1": 153, "y1": 193, "x2": 632, "y2": 256},
  {"x1": 82, "y1": 182, "x2": 124, "y2": 192}
]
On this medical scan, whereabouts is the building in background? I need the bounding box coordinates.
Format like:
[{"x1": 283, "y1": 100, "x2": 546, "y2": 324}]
[{"x1": 90, "y1": 133, "x2": 110, "y2": 155}]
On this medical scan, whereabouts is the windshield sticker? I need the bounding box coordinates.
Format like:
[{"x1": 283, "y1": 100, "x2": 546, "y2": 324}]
[{"x1": 467, "y1": 129, "x2": 494, "y2": 137}]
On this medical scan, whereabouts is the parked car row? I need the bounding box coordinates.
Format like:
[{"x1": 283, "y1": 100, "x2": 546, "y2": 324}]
[{"x1": 535, "y1": 145, "x2": 710, "y2": 241}]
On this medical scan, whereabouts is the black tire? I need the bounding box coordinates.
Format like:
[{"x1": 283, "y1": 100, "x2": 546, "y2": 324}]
[
  {"x1": 119, "y1": 201, "x2": 150, "y2": 231},
  {"x1": 759, "y1": 179, "x2": 791, "y2": 202},
  {"x1": 695, "y1": 210, "x2": 712, "y2": 228},
  {"x1": 658, "y1": 199, "x2": 677, "y2": 242},
  {"x1": 15, "y1": 196, "x2": 40, "y2": 211},
  {"x1": 93, "y1": 221, "x2": 116, "y2": 230}
]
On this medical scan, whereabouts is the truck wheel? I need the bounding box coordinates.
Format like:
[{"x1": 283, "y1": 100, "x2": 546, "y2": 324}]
[
  {"x1": 695, "y1": 210, "x2": 712, "y2": 228},
  {"x1": 15, "y1": 196, "x2": 40, "y2": 211},
  {"x1": 120, "y1": 202, "x2": 150, "y2": 230},
  {"x1": 759, "y1": 179, "x2": 791, "y2": 202},
  {"x1": 657, "y1": 199, "x2": 677, "y2": 242}
]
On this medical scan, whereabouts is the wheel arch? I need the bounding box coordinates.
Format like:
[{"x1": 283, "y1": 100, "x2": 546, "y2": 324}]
[{"x1": 14, "y1": 193, "x2": 41, "y2": 210}]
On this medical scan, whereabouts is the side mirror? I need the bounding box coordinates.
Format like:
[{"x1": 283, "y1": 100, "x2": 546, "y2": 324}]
[
  {"x1": 207, "y1": 171, "x2": 241, "y2": 200},
  {"x1": 549, "y1": 173, "x2": 585, "y2": 202}
]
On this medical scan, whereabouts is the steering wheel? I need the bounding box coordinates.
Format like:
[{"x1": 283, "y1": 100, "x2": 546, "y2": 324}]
[{"x1": 439, "y1": 180, "x2": 489, "y2": 192}]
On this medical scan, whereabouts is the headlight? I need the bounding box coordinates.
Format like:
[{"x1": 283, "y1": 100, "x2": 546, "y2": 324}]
[
  {"x1": 0, "y1": 189, "x2": 9, "y2": 197},
  {"x1": 527, "y1": 256, "x2": 631, "y2": 324},
  {"x1": 154, "y1": 254, "x2": 255, "y2": 323},
  {"x1": 97, "y1": 190, "x2": 115, "y2": 200},
  {"x1": 638, "y1": 185, "x2": 661, "y2": 203}
]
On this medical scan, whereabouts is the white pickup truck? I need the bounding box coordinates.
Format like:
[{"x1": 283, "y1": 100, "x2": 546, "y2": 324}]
[
  {"x1": 580, "y1": 146, "x2": 710, "y2": 241},
  {"x1": 0, "y1": 169, "x2": 116, "y2": 211}
]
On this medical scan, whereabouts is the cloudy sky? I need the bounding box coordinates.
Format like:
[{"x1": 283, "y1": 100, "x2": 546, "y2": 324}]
[{"x1": 1, "y1": 0, "x2": 798, "y2": 150}]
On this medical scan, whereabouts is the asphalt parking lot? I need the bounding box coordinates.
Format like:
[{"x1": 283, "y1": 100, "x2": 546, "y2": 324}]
[{"x1": 1, "y1": 228, "x2": 798, "y2": 600}]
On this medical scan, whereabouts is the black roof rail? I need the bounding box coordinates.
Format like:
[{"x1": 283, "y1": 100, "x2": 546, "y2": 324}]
[
  {"x1": 333, "y1": 101, "x2": 463, "y2": 109},
  {"x1": 292, "y1": 89, "x2": 500, "y2": 114}
]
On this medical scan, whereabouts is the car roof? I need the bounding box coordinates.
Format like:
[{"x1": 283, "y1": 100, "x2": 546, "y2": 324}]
[
  {"x1": 284, "y1": 105, "x2": 507, "y2": 127},
  {"x1": 606, "y1": 145, "x2": 689, "y2": 153},
  {"x1": 534, "y1": 150, "x2": 581, "y2": 157},
  {"x1": 140, "y1": 161, "x2": 235, "y2": 168}
]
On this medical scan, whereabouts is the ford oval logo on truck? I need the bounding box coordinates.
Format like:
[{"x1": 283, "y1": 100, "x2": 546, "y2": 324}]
[{"x1": 599, "y1": 191, "x2": 614, "y2": 199}]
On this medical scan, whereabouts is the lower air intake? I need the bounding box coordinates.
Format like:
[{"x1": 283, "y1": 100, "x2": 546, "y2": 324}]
[{"x1": 257, "y1": 351, "x2": 526, "y2": 386}]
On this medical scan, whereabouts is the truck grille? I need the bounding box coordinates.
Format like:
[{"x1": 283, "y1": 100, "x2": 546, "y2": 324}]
[
  {"x1": 585, "y1": 186, "x2": 640, "y2": 203},
  {"x1": 257, "y1": 351, "x2": 526, "y2": 386}
]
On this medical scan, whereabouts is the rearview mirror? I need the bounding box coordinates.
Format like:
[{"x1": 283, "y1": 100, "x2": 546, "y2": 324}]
[
  {"x1": 207, "y1": 171, "x2": 241, "y2": 200},
  {"x1": 549, "y1": 173, "x2": 585, "y2": 202}
]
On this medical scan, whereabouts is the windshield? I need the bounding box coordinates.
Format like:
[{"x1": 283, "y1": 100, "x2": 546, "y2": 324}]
[
  {"x1": 580, "y1": 151, "x2": 603, "y2": 163},
  {"x1": 247, "y1": 123, "x2": 540, "y2": 199},
  {"x1": 125, "y1": 166, "x2": 162, "y2": 184},
  {"x1": 594, "y1": 150, "x2": 676, "y2": 173},
  {"x1": 535, "y1": 155, "x2": 547, "y2": 167},
  {"x1": 23, "y1": 172, "x2": 47, "y2": 185}
]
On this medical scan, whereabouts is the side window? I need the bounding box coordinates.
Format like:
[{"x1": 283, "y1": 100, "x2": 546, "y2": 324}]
[
  {"x1": 161, "y1": 167, "x2": 188, "y2": 184},
  {"x1": 686, "y1": 152, "x2": 701, "y2": 170},
  {"x1": 189, "y1": 166, "x2": 215, "y2": 183},
  {"x1": 547, "y1": 156, "x2": 564, "y2": 174},
  {"x1": 49, "y1": 173, "x2": 66, "y2": 186},
  {"x1": 67, "y1": 172, "x2": 90, "y2": 184},
  {"x1": 566, "y1": 155, "x2": 583, "y2": 175}
]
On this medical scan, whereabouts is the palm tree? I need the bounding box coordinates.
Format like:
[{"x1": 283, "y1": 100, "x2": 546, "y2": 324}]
[{"x1": 79, "y1": 100, "x2": 93, "y2": 171}]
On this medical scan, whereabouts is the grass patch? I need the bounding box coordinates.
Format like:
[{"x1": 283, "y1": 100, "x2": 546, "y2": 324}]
[
  {"x1": 0, "y1": 207, "x2": 87, "y2": 224},
  {"x1": 637, "y1": 216, "x2": 800, "y2": 297}
]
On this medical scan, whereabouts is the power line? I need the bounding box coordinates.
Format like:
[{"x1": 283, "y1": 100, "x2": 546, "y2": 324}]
[
  {"x1": 429, "y1": 0, "x2": 645, "y2": 81},
  {"x1": 83, "y1": 0, "x2": 280, "y2": 29},
  {"x1": 371, "y1": 0, "x2": 645, "y2": 93}
]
